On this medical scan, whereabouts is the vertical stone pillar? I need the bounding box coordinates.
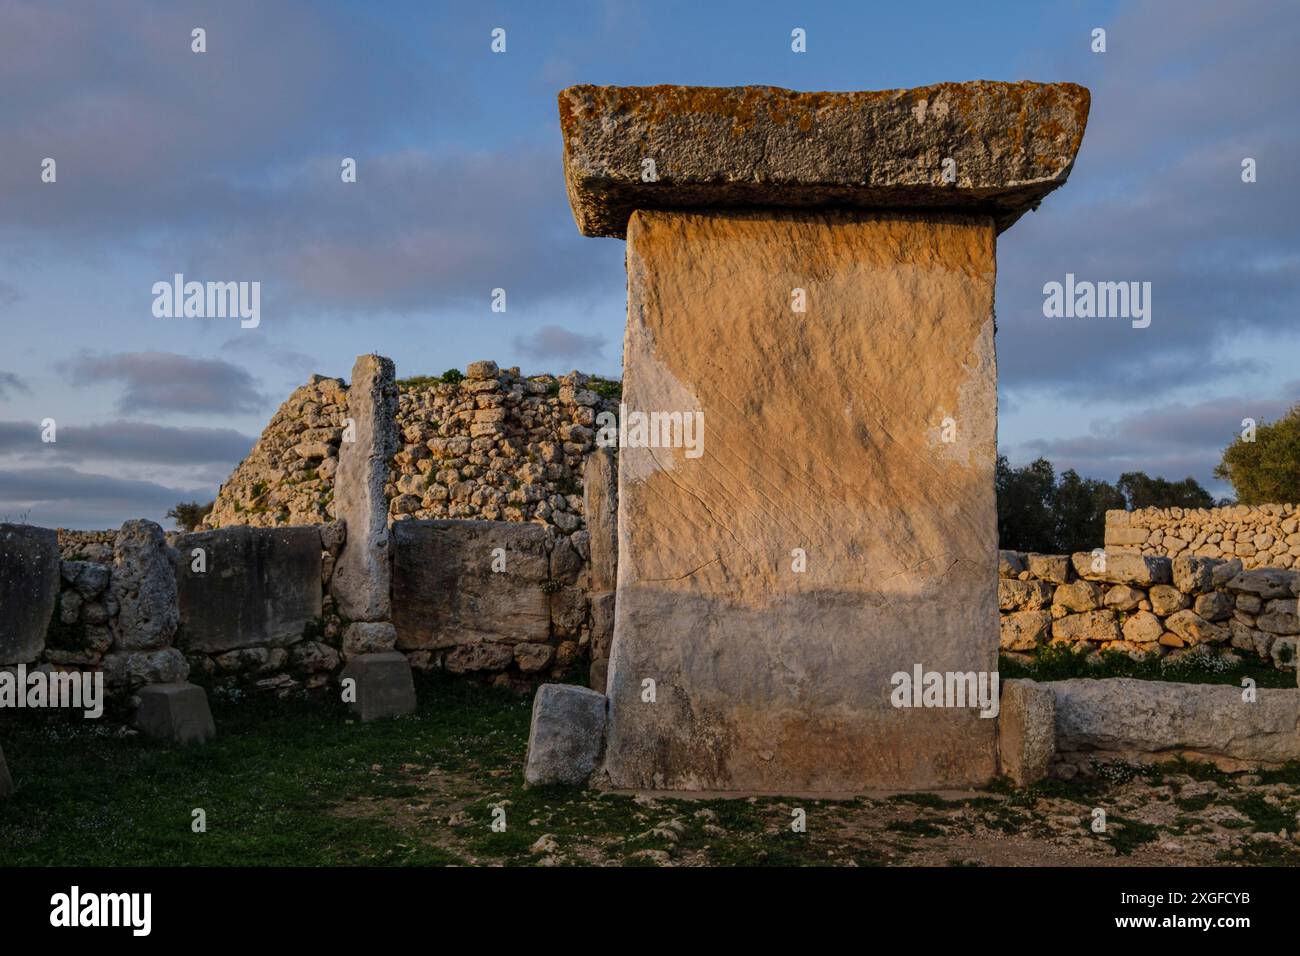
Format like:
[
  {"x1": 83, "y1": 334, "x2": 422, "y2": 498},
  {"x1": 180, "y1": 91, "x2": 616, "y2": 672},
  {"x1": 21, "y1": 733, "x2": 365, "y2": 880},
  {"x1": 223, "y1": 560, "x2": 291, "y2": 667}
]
[
  {"x1": 556, "y1": 82, "x2": 1088, "y2": 791},
  {"x1": 584, "y1": 448, "x2": 617, "y2": 690},
  {"x1": 331, "y1": 354, "x2": 399, "y2": 624}
]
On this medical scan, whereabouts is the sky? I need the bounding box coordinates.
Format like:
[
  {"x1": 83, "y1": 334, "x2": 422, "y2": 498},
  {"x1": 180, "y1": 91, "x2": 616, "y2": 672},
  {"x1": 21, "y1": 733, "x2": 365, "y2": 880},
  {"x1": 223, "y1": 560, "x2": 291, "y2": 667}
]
[{"x1": 0, "y1": 0, "x2": 1297, "y2": 529}]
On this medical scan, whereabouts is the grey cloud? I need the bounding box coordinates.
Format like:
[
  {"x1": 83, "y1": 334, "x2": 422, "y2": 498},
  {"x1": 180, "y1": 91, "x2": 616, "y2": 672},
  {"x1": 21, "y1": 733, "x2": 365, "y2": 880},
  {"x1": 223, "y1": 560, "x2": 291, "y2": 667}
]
[
  {"x1": 60, "y1": 351, "x2": 266, "y2": 415},
  {"x1": 0, "y1": 371, "x2": 28, "y2": 399},
  {"x1": 513, "y1": 324, "x2": 606, "y2": 362},
  {"x1": 0, "y1": 465, "x2": 208, "y2": 530},
  {"x1": 0, "y1": 419, "x2": 254, "y2": 465}
]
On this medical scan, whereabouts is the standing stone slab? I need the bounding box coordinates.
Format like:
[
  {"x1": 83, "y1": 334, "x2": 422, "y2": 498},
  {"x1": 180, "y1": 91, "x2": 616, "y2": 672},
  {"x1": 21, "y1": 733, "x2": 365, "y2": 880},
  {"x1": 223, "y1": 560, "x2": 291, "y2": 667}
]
[
  {"x1": 173, "y1": 526, "x2": 323, "y2": 654},
  {"x1": 136, "y1": 682, "x2": 216, "y2": 745},
  {"x1": 332, "y1": 354, "x2": 398, "y2": 623},
  {"x1": 998, "y1": 679, "x2": 1056, "y2": 787},
  {"x1": 525, "y1": 683, "x2": 607, "y2": 786},
  {"x1": 561, "y1": 82, "x2": 1087, "y2": 792},
  {"x1": 0, "y1": 524, "x2": 59, "y2": 665},
  {"x1": 0, "y1": 742, "x2": 12, "y2": 798},
  {"x1": 392, "y1": 520, "x2": 550, "y2": 650},
  {"x1": 110, "y1": 519, "x2": 179, "y2": 651},
  {"x1": 603, "y1": 209, "x2": 1001, "y2": 791},
  {"x1": 340, "y1": 651, "x2": 416, "y2": 721}
]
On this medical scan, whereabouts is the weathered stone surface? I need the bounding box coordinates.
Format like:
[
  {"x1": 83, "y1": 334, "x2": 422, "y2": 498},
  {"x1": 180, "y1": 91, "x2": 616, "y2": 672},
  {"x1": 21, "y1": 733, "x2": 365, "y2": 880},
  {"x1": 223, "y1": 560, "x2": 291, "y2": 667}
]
[
  {"x1": 584, "y1": 447, "x2": 618, "y2": 592},
  {"x1": 1193, "y1": 590, "x2": 1234, "y2": 622},
  {"x1": 332, "y1": 354, "x2": 399, "y2": 622},
  {"x1": 0, "y1": 524, "x2": 59, "y2": 665},
  {"x1": 110, "y1": 520, "x2": 179, "y2": 651},
  {"x1": 1051, "y1": 610, "x2": 1120, "y2": 644},
  {"x1": 173, "y1": 526, "x2": 322, "y2": 653},
  {"x1": 559, "y1": 82, "x2": 1089, "y2": 238},
  {"x1": 603, "y1": 209, "x2": 999, "y2": 791},
  {"x1": 524, "y1": 683, "x2": 607, "y2": 786},
  {"x1": 1053, "y1": 580, "x2": 1101, "y2": 612},
  {"x1": 1122, "y1": 610, "x2": 1164, "y2": 645},
  {"x1": 1173, "y1": 554, "x2": 1218, "y2": 594},
  {"x1": 1165, "y1": 609, "x2": 1228, "y2": 645},
  {"x1": 101, "y1": 647, "x2": 188, "y2": 688},
  {"x1": 1228, "y1": 568, "x2": 1298, "y2": 600},
  {"x1": 998, "y1": 679, "x2": 1055, "y2": 786},
  {"x1": 1103, "y1": 553, "x2": 1172, "y2": 587},
  {"x1": 1049, "y1": 678, "x2": 1300, "y2": 764},
  {"x1": 1148, "y1": 584, "x2": 1186, "y2": 617},
  {"x1": 343, "y1": 621, "x2": 397, "y2": 655},
  {"x1": 135, "y1": 682, "x2": 216, "y2": 745},
  {"x1": 1000, "y1": 610, "x2": 1051, "y2": 651},
  {"x1": 444, "y1": 641, "x2": 515, "y2": 674},
  {"x1": 339, "y1": 651, "x2": 416, "y2": 721},
  {"x1": 998, "y1": 578, "x2": 1053, "y2": 611},
  {"x1": 998, "y1": 550, "x2": 1026, "y2": 577},
  {"x1": 1103, "y1": 585, "x2": 1144, "y2": 612},
  {"x1": 392, "y1": 520, "x2": 550, "y2": 649},
  {"x1": 1027, "y1": 554, "x2": 1071, "y2": 585},
  {"x1": 515, "y1": 642, "x2": 556, "y2": 673}
]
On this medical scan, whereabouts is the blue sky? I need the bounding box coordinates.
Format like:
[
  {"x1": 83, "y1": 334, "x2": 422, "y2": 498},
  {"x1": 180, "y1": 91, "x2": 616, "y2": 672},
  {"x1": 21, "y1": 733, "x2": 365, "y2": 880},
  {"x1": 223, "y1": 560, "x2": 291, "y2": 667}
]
[{"x1": 1, "y1": 0, "x2": 1297, "y2": 528}]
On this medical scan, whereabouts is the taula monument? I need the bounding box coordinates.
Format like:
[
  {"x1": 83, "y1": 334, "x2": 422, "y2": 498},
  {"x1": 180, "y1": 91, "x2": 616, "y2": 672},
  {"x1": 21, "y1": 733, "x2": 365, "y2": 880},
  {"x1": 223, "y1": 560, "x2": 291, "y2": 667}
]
[{"x1": 528, "y1": 81, "x2": 1090, "y2": 792}]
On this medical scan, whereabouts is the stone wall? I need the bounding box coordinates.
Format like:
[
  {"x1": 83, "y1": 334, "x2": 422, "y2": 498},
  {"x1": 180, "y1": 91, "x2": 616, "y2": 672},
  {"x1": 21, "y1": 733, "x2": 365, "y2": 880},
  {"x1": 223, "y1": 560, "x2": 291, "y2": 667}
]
[
  {"x1": 999, "y1": 549, "x2": 1298, "y2": 670},
  {"x1": 1105, "y1": 505, "x2": 1300, "y2": 569},
  {"x1": 204, "y1": 361, "x2": 619, "y2": 538}
]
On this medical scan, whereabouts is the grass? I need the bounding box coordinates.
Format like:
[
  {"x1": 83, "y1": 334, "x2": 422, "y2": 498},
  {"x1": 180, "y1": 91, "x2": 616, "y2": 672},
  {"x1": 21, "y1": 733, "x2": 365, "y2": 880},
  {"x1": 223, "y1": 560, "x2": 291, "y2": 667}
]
[
  {"x1": 1000, "y1": 642, "x2": 1296, "y2": 688},
  {"x1": 4, "y1": 673, "x2": 1298, "y2": 868}
]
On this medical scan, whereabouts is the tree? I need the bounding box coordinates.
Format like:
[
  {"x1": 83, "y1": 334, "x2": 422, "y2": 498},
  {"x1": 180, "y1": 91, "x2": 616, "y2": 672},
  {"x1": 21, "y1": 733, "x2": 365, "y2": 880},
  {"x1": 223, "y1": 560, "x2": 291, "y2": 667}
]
[
  {"x1": 167, "y1": 500, "x2": 214, "y2": 531},
  {"x1": 1116, "y1": 471, "x2": 1214, "y2": 510},
  {"x1": 1215, "y1": 403, "x2": 1300, "y2": 504},
  {"x1": 996, "y1": 456, "x2": 1057, "y2": 554},
  {"x1": 1053, "y1": 468, "x2": 1125, "y2": 554}
]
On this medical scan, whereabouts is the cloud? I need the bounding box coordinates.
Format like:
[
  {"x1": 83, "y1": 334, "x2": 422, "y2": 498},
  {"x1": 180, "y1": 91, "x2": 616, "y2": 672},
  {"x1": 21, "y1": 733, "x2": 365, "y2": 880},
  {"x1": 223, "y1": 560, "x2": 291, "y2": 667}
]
[
  {"x1": 0, "y1": 419, "x2": 254, "y2": 465},
  {"x1": 60, "y1": 351, "x2": 266, "y2": 415},
  {"x1": 512, "y1": 324, "x2": 606, "y2": 363},
  {"x1": 0, "y1": 371, "x2": 28, "y2": 399},
  {"x1": 0, "y1": 465, "x2": 209, "y2": 530},
  {"x1": 1007, "y1": 391, "x2": 1298, "y2": 489}
]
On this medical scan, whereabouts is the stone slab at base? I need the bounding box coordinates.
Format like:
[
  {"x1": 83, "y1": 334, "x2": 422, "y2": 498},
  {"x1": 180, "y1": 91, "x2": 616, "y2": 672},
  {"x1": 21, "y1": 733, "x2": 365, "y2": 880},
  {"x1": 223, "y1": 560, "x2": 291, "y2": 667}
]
[
  {"x1": 136, "y1": 682, "x2": 216, "y2": 746},
  {"x1": 0, "y1": 742, "x2": 12, "y2": 798},
  {"x1": 525, "y1": 684, "x2": 607, "y2": 786},
  {"x1": 340, "y1": 651, "x2": 416, "y2": 721},
  {"x1": 998, "y1": 679, "x2": 1056, "y2": 786}
]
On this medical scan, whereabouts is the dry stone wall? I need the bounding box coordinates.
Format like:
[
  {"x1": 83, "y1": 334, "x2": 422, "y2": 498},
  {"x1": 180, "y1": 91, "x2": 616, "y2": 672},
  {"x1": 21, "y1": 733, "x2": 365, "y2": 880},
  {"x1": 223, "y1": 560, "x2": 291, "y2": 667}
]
[
  {"x1": 999, "y1": 549, "x2": 1298, "y2": 670},
  {"x1": 1105, "y1": 505, "x2": 1300, "y2": 569},
  {"x1": 205, "y1": 360, "x2": 619, "y2": 539}
]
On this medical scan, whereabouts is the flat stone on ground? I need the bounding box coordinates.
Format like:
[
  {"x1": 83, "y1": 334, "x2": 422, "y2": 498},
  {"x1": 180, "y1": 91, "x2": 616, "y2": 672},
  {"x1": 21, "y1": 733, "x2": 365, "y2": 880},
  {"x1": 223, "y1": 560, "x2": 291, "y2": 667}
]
[
  {"x1": 340, "y1": 651, "x2": 416, "y2": 721},
  {"x1": 135, "y1": 682, "x2": 216, "y2": 746},
  {"x1": 525, "y1": 683, "x2": 607, "y2": 787}
]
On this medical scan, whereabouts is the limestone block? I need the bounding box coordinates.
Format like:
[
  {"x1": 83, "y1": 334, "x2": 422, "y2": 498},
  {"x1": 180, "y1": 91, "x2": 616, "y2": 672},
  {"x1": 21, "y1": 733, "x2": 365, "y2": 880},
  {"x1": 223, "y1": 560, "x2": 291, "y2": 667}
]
[
  {"x1": 524, "y1": 683, "x2": 607, "y2": 786},
  {"x1": 998, "y1": 578, "x2": 1053, "y2": 611},
  {"x1": 110, "y1": 519, "x2": 179, "y2": 651},
  {"x1": 332, "y1": 354, "x2": 399, "y2": 622},
  {"x1": 1049, "y1": 678, "x2": 1300, "y2": 764},
  {"x1": 391, "y1": 520, "x2": 550, "y2": 649},
  {"x1": 101, "y1": 647, "x2": 188, "y2": 688},
  {"x1": 1000, "y1": 610, "x2": 1051, "y2": 651},
  {"x1": 559, "y1": 82, "x2": 1089, "y2": 237},
  {"x1": 998, "y1": 679, "x2": 1055, "y2": 786},
  {"x1": 584, "y1": 447, "x2": 618, "y2": 591},
  {"x1": 0, "y1": 524, "x2": 59, "y2": 665},
  {"x1": 602, "y1": 209, "x2": 1000, "y2": 791},
  {"x1": 135, "y1": 682, "x2": 216, "y2": 745},
  {"x1": 998, "y1": 550, "x2": 1026, "y2": 578},
  {"x1": 339, "y1": 652, "x2": 416, "y2": 721},
  {"x1": 173, "y1": 526, "x2": 322, "y2": 653},
  {"x1": 343, "y1": 621, "x2": 397, "y2": 656}
]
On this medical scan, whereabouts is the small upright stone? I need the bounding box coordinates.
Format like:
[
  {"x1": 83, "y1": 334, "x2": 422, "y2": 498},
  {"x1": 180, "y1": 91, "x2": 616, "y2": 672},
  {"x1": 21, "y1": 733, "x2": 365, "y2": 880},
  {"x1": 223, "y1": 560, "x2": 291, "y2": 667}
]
[
  {"x1": 135, "y1": 682, "x2": 216, "y2": 745},
  {"x1": 998, "y1": 679, "x2": 1056, "y2": 786},
  {"x1": 525, "y1": 683, "x2": 607, "y2": 786},
  {"x1": 340, "y1": 651, "x2": 416, "y2": 721}
]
